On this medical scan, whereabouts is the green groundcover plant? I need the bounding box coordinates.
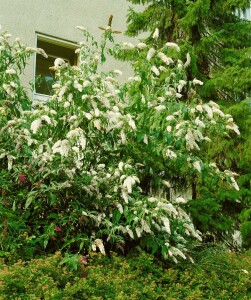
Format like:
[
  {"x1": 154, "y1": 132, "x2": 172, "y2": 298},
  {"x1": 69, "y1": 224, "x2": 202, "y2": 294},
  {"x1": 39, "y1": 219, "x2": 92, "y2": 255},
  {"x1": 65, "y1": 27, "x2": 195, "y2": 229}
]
[
  {"x1": 0, "y1": 25, "x2": 241, "y2": 263},
  {"x1": 0, "y1": 249, "x2": 251, "y2": 299}
]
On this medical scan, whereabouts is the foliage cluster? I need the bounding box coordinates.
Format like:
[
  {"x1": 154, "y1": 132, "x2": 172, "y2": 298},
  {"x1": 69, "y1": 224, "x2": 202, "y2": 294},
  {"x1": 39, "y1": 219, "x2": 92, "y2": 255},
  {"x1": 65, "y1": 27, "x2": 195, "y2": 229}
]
[
  {"x1": 0, "y1": 25, "x2": 241, "y2": 263},
  {"x1": 0, "y1": 249, "x2": 251, "y2": 299}
]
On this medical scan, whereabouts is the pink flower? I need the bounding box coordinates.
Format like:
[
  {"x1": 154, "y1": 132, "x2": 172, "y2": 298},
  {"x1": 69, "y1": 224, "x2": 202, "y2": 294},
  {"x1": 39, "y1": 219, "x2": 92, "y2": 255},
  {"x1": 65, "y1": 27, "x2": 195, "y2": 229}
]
[
  {"x1": 55, "y1": 226, "x2": 63, "y2": 232},
  {"x1": 82, "y1": 257, "x2": 88, "y2": 263},
  {"x1": 19, "y1": 174, "x2": 26, "y2": 182}
]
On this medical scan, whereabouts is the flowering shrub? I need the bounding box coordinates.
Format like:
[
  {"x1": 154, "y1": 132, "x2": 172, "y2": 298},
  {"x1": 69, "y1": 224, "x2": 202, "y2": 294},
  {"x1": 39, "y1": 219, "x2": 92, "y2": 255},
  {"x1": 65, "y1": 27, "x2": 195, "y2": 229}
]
[{"x1": 0, "y1": 26, "x2": 240, "y2": 262}]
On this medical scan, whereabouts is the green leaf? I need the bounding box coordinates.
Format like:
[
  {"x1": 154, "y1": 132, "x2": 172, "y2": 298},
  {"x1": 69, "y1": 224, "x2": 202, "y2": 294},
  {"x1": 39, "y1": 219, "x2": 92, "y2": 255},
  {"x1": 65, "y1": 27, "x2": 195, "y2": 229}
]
[{"x1": 25, "y1": 195, "x2": 34, "y2": 209}]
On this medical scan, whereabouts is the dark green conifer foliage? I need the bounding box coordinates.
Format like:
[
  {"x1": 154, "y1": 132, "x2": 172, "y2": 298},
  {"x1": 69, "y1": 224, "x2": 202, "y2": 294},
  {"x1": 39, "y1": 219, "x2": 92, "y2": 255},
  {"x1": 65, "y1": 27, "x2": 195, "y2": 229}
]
[
  {"x1": 124, "y1": 0, "x2": 251, "y2": 243},
  {"x1": 186, "y1": 99, "x2": 251, "y2": 243},
  {"x1": 125, "y1": 0, "x2": 251, "y2": 102}
]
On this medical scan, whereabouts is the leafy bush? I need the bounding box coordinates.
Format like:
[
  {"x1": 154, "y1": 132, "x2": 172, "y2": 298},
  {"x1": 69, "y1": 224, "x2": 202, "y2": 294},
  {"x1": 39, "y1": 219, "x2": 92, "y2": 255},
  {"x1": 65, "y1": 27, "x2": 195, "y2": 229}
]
[
  {"x1": 0, "y1": 249, "x2": 251, "y2": 299},
  {"x1": 0, "y1": 25, "x2": 241, "y2": 262}
]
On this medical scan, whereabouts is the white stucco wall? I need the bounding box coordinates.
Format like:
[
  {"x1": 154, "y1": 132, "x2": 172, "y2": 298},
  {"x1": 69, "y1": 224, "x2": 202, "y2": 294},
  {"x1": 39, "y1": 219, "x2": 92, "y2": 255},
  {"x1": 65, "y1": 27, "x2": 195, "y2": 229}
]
[{"x1": 0, "y1": 0, "x2": 139, "y2": 92}]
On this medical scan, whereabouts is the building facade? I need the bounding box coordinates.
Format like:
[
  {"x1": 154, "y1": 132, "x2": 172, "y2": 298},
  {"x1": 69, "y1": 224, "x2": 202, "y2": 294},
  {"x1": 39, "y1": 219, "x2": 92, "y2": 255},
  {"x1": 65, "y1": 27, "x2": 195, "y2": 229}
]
[{"x1": 0, "y1": 0, "x2": 136, "y2": 99}]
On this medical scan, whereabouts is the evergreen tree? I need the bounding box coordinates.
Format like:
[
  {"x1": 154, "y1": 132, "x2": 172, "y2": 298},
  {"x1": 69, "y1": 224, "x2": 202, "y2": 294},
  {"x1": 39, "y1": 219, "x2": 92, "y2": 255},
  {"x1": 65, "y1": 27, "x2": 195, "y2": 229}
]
[
  {"x1": 125, "y1": 0, "x2": 251, "y2": 102},
  {"x1": 122, "y1": 1, "x2": 251, "y2": 243}
]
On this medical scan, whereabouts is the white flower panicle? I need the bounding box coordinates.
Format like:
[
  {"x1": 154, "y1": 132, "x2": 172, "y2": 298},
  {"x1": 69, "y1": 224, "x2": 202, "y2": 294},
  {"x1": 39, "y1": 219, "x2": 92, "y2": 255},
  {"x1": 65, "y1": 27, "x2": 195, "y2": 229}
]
[
  {"x1": 126, "y1": 114, "x2": 136, "y2": 130},
  {"x1": 127, "y1": 76, "x2": 141, "y2": 83},
  {"x1": 153, "y1": 28, "x2": 159, "y2": 39},
  {"x1": 226, "y1": 123, "x2": 240, "y2": 135},
  {"x1": 5, "y1": 69, "x2": 16, "y2": 75},
  {"x1": 52, "y1": 139, "x2": 70, "y2": 157},
  {"x1": 7, "y1": 155, "x2": 15, "y2": 170},
  {"x1": 166, "y1": 125, "x2": 172, "y2": 132},
  {"x1": 155, "y1": 105, "x2": 166, "y2": 111},
  {"x1": 7, "y1": 120, "x2": 16, "y2": 126},
  {"x1": 166, "y1": 149, "x2": 177, "y2": 159},
  {"x1": 83, "y1": 80, "x2": 91, "y2": 87},
  {"x1": 36, "y1": 48, "x2": 48, "y2": 58},
  {"x1": 31, "y1": 119, "x2": 42, "y2": 134},
  {"x1": 193, "y1": 161, "x2": 201, "y2": 173},
  {"x1": 151, "y1": 65, "x2": 160, "y2": 76},
  {"x1": 94, "y1": 119, "x2": 101, "y2": 130},
  {"x1": 147, "y1": 48, "x2": 156, "y2": 61},
  {"x1": 203, "y1": 104, "x2": 213, "y2": 119},
  {"x1": 126, "y1": 225, "x2": 135, "y2": 239},
  {"x1": 195, "y1": 117, "x2": 205, "y2": 128},
  {"x1": 161, "y1": 217, "x2": 171, "y2": 234},
  {"x1": 116, "y1": 202, "x2": 124, "y2": 214},
  {"x1": 52, "y1": 83, "x2": 61, "y2": 89},
  {"x1": 123, "y1": 175, "x2": 140, "y2": 194},
  {"x1": 162, "y1": 180, "x2": 171, "y2": 188},
  {"x1": 64, "y1": 101, "x2": 70, "y2": 108},
  {"x1": 137, "y1": 42, "x2": 147, "y2": 49},
  {"x1": 166, "y1": 115, "x2": 175, "y2": 121},
  {"x1": 121, "y1": 190, "x2": 129, "y2": 203},
  {"x1": 211, "y1": 106, "x2": 225, "y2": 117},
  {"x1": 122, "y1": 42, "x2": 135, "y2": 49},
  {"x1": 209, "y1": 100, "x2": 220, "y2": 109},
  {"x1": 170, "y1": 247, "x2": 186, "y2": 260},
  {"x1": 196, "y1": 104, "x2": 203, "y2": 113},
  {"x1": 4, "y1": 33, "x2": 12, "y2": 39},
  {"x1": 185, "y1": 129, "x2": 200, "y2": 151},
  {"x1": 192, "y1": 78, "x2": 203, "y2": 85},
  {"x1": 75, "y1": 25, "x2": 87, "y2": 32},
  {"x1": 184, "y1": 53, "x2": 191, "y2": 67},
  {"x1": 175, "y1": 197, "x2": 187, "y2": 204},
  {"x1": 41, "y1": 115, "x2": 51, "y2": 124},
  {"x1": 158, "y1": 52, "x2": 174, "y2": 65},
  {"x1": 165, "y1": 42, "x2": 180, "y2": 52},
  {"x1": 177, "y1": 80, "x2": 186, "y2": 93},
  {"x1": 85, "y1": 112, "x2": 92, "y2": 120},
  {"x1": 92, "y1": 239, "x2": 105, "y2": 255},
  {"x1": 54, "y1": 58, "x2": 65, "y2": 68},
  {"x1": 230, "y1": 176, "x2": 239, "y2": 191}
]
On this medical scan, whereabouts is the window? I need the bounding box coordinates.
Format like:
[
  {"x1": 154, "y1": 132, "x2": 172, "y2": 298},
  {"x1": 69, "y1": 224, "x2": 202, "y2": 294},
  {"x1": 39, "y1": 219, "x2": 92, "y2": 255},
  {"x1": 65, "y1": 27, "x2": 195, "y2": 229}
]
[{"x1": 34, "y1": 34, "x2": 77, "y2": 101}]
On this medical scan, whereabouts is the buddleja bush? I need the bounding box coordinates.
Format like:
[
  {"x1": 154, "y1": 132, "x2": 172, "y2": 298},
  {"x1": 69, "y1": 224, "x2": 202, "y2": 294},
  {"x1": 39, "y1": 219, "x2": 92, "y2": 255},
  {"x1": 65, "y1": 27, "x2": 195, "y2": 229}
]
[{"x1": 0, "y1": 26, "x2": 240, "y2": 262}]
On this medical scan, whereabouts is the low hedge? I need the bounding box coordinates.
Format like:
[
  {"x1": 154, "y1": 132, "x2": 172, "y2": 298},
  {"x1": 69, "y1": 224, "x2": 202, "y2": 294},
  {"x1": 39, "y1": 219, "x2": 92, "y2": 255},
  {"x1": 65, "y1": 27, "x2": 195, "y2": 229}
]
[{"x1": 0, "y1": 248, "x2": 250, "y2": 299}]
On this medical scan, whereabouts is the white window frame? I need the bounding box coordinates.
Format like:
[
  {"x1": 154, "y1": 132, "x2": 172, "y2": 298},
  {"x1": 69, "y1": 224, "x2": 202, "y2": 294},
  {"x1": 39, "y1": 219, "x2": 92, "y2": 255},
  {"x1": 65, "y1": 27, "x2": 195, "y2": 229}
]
[{"x1": 33, "y1": 33, "x2": 78, "y2": 102}]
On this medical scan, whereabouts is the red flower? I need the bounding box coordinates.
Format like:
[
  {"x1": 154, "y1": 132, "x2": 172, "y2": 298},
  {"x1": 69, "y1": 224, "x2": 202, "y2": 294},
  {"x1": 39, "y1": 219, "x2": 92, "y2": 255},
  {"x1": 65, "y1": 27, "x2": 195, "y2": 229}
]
[
  {"x1": 19, "y1": 174, "x2": 26, "y2": 182},
  {"x1": 55, "y1": 226, "x2": 63, "y2": 232},
  {"x1": 2, "y1": 199, "x2": 9, "y2": 205},
  {"x1": 82, "y1": 257, "x2": 88, "y2": 263}
]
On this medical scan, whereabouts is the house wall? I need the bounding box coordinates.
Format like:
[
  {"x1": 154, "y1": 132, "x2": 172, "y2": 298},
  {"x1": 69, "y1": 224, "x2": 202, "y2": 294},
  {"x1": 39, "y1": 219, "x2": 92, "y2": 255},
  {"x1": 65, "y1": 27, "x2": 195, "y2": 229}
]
[{"x1": 0, "y1": 0, "x2": 138, "y2": 91}]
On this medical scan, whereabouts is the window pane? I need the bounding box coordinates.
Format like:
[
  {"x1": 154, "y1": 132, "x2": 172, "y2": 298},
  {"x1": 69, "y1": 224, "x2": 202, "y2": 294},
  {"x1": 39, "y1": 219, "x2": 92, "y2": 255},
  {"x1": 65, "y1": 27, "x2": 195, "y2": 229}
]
[
  {"x1": 35, "y1": 36, "x2": 77, "y2": 97},
  {"x1": 35, "y1": 55, "x2": 55, "y2": 95}
]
